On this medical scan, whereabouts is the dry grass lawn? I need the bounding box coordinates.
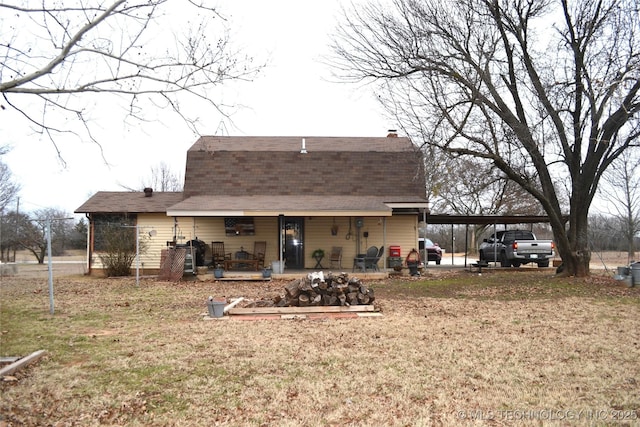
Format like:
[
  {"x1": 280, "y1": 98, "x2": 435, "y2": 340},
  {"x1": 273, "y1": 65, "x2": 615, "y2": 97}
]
[{"x1": 1, "y1": 265, "x2": 639, "y2": 426}]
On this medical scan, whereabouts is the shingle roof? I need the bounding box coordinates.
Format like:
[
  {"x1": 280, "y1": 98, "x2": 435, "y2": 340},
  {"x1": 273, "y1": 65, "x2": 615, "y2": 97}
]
[
  {"x1": 183, "y1": 136, "x2": 426, "y2": 199},
  {"x1": 76, "y1": 136, "x2": 428, "y2": 215},
  {"x1": 189, "y1": 136, "x2": 415, "y2": 153},
  {"x1": 75, "y1": 191, "x2": 183, "y2": 214}
]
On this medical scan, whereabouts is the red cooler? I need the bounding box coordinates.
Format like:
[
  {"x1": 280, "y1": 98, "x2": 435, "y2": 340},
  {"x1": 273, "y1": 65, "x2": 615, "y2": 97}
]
[{"x1": 389, "y1": 246, "x2": 401, "y2": 257}]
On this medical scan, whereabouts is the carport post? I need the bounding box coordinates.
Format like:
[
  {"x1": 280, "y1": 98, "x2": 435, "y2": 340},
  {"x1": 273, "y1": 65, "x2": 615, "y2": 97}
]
[
  {"x1": 422, "y1": 209, "x2": 428, "y2": 266},
  {"x1": 278, "y1": 215, "x2": 284, "y2": 267},
  {"x1": 451, "y1": 224, "x2": 455, "y2": 265},
  {"x1": 464, "y1": 224, "x2": 469, "y2": 267}
]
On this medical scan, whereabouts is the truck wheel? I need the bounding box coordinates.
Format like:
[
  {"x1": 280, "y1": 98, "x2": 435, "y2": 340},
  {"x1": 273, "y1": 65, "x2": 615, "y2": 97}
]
[
  {"x1": 538, "y1": 260, "x2": 549, "y2": 268},
  {"x1": 435, "y1": 259, "x2": 441, "y2": 265},
  {"x1": 511, "y1": 261, "x2": 521, "y2": 267},
  {"x1": 500, "y1": 253, "x2": 511, "y2": 267}
]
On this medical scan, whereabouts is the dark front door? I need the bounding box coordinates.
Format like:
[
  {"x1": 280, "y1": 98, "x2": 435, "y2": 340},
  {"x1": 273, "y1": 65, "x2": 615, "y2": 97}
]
[{"x1": 284, "y1": 217, "x2": 304, "y2": 269}]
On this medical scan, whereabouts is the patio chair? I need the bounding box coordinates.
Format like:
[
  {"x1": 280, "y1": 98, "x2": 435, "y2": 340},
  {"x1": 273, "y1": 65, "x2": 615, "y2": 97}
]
[
  {"x1": 364, "y1": 245, "x2": 384, "y2": 272},
  {"x1": 211, "y1": 241, "x2": 231, "y2": 266},
  {"x1": 329, "y1": 246, "x2": 343, "y2": 269},
  {"x1": 353, "y1": 246, "x2": 378, "y2": 272},
  {"x1": 251, "y1": 241, "x2": 267, "y2": 269}
]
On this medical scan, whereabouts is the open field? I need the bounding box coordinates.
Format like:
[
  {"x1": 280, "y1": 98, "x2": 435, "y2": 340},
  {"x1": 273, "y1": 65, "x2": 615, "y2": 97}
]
[{"x1": 1, "y1": 266, "x2": 640, "y2": 426}]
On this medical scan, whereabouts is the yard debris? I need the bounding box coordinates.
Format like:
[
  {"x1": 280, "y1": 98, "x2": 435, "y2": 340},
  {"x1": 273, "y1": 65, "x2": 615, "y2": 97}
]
[
  {"x1": 244, "y1": 272, "x2": 375, "y2": 308},
  {"x1": 223, "y1": 297, "x2": 245, "y2": 313},
  {"x1": 0, "y1": 350, "x2": 47, "y2": 378}
]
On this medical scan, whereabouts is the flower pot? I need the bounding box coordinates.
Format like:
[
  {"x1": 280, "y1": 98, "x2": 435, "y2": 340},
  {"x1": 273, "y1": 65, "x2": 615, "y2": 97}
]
[
  {"x1": 262, "y1": 268, "x2": 272, "y2": 278},
  {"x1": 214, "y1": 268, "x2": 224, "y2": 279},
  {"x1": 407, "y1": 261, "x2": 419, "y2": 276}
]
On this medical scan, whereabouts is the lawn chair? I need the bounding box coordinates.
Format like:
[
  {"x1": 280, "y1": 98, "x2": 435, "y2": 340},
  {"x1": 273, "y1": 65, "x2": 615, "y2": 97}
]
[
  {"x1": 329, "y1": 246, "x2": 343, "y2": 269},
  {"x1": 353, "y1": 246, "x2": 378, "y2": 272},
  {"x1": 365, "y1": 246, "x2": 384, "y2": 272},
  {"x1": 211, "y1": 241, "x2": 231, "y2": 267}
]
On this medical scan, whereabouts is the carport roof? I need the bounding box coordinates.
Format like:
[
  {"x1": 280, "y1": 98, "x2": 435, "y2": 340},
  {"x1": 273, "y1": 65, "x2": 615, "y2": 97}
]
[{"x1": 425, "y1": 214, "x2": 567, "y2": 225}]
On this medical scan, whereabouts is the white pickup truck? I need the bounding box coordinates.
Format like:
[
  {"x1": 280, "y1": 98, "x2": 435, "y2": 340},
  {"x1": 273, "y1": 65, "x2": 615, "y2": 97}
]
[{"x1": 478, "y1": 230, "x2": 554, "y2": 268}]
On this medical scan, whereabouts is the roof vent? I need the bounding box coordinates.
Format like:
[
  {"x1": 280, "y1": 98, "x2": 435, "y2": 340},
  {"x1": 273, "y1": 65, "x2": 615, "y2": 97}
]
[
  {"x1": 387, "y1": 130, "x2": 398, "y2": 138},
  {"x1": 300, "y1": 138, "x2": 308, "y2": 154},
  {"x1": 144, "y1": 187, "x2": 153, "y2": 197}
]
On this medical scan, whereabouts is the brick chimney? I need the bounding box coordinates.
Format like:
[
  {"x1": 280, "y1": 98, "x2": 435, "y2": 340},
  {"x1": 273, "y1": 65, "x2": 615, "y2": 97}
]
[
  {"x1": 144, "y1": 187, "x2": 153, "y2": 197},
  {"x1": 387, "y1": 129, "x2": 398, "y2": 137}
]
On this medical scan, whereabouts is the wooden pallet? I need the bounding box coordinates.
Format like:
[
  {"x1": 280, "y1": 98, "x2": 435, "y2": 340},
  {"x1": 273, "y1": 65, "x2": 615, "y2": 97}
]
[{"x1": 220, "y1": 304, "x2": 382, "y2": 320}]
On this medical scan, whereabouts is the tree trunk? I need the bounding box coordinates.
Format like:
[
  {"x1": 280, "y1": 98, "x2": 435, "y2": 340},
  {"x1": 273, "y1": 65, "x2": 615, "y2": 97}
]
[{"x1": 556, "y1": 204, "x2": 591, "y2": 277}]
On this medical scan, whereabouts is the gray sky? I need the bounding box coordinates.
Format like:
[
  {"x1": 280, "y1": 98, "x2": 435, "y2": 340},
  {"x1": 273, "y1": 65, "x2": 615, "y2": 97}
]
[{"x1": 3, "y1": 0, "x2": 391, "y2": 217}]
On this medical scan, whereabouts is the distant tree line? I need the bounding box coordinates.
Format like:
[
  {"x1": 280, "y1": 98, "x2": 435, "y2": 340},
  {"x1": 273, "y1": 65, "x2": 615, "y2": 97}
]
[{"x1": 0, "y1": 209, "x2": 86, "y2": 263}]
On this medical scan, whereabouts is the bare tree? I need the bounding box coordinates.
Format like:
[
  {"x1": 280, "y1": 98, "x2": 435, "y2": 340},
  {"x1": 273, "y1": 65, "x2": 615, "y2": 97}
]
[
  {"x1": 0, "y1": 1, "x2": 262, "y2": 161},
  {"x1": 597, "y1": 150, "x2": 640, "y2": 262},
  {"x1": 0, "y1": 146, "x2": 20, "y2": 211},
  {"x1": 429, "y1": 153, "x2": 545, "y2": 250},
  {"x1": 331, "y1": 0, "x2": 640, "y2": 276},
  {"x1": 0, "y1": 210, "x2": 26, "y2": 261},
  {"x1": 16, "y1": 208, "x2": 74, "y2": 263},
  {"x1": 145, "y1": 162, "x2": 183, "y2": 192},
  {"x1": 431, "y1": 155, "x2": 543, "y2": 217},
  {"x1": 119, "y1": 161, "x2": 183, "y2": 192}
]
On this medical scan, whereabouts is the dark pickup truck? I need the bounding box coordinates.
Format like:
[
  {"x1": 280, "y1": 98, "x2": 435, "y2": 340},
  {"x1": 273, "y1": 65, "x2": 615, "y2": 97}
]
[{"x1": 478, "y1": 230, "x2": 554, "y2": 268}]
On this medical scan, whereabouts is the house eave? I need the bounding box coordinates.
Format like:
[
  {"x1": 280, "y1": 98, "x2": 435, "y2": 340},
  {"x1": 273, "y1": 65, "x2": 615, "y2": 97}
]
[
  {"x1": 165, "y1": 196, "x2": 427, "y2": 217},
  {"x1": 166, "y1": 209, "x2": 393, "y2": 217}
]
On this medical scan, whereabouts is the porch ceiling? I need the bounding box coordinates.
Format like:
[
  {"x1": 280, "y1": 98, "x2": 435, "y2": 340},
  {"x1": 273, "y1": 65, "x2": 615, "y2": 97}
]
[{"x1": 166, "y1": 195, "x2": 428, "y2": 217}]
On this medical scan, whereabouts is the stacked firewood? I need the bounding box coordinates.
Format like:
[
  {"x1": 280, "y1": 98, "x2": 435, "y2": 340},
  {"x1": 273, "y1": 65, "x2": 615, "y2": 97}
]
[{"x1": 246, "y1": 272, "x2": 375, "y2": 308}]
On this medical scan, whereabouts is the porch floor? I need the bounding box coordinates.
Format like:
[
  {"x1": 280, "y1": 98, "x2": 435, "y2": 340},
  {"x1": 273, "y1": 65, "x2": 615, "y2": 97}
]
[{"x1": 196, "y1": 268, "x2": 390, "y2": 281}]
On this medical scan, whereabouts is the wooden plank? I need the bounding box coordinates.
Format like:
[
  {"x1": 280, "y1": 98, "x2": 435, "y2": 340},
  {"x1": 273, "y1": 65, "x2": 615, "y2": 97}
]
[
  {"x1": 228, "y1": 305, "x2": 377, "y2": 315},
  {"x1": 356, "y1": 312, "x2": 384, "y2": 317},
  {"x1": 0, "y1": 350, "x2": 47, "y2": 376}
]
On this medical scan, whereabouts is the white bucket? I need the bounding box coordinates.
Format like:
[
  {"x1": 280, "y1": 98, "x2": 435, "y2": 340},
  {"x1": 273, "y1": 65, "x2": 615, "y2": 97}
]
[{"x1": 271, "y1": 260, "x2": 284, "y2": 274}]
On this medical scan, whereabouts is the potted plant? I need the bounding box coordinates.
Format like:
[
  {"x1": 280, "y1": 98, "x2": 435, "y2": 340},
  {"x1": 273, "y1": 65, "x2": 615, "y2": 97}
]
[
  {"x1": 214, "y1": 264, "x2": 224, "y2": 279},
  {"x1": 311, "y1": 249, "x2": 325, "y2": 268},
  {"x1": 262, "y1": 266, "x2": 272, "y2": 278}
]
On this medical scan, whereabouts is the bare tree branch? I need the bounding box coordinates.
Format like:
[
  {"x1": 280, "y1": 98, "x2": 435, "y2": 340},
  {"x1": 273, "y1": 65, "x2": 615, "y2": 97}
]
[{"x1": 0, "y1": 0, "x2": 264, "y2": 159}]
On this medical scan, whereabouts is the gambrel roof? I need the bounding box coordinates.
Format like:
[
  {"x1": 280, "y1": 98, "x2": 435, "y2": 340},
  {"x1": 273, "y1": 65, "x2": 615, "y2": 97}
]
[
  {"x1": 182, "y1": 136, "x2": 425, "y2": 198},
  {"x1": 76, "y1": 135, "x2": 428, "y2": 216}
]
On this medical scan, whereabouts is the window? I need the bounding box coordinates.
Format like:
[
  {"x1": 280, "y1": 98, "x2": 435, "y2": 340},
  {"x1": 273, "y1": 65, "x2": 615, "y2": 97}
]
[{"x1": 93, "y1": 214, "x2": 136, "y2": 251}]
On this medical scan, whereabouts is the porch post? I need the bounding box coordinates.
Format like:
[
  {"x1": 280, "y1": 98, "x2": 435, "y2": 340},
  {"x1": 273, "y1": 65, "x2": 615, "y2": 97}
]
[
  {"x1": 382, "y1": 217, "x2": 387, "y2": 270},
  {"x1": 278, "y1": 214, "x2": 284, "y2": 266}
]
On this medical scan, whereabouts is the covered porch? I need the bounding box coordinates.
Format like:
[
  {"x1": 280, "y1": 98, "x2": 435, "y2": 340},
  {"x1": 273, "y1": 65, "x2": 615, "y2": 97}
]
[{"x1": 163, "y1": 194, "x2": 429, "y2": 275}]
